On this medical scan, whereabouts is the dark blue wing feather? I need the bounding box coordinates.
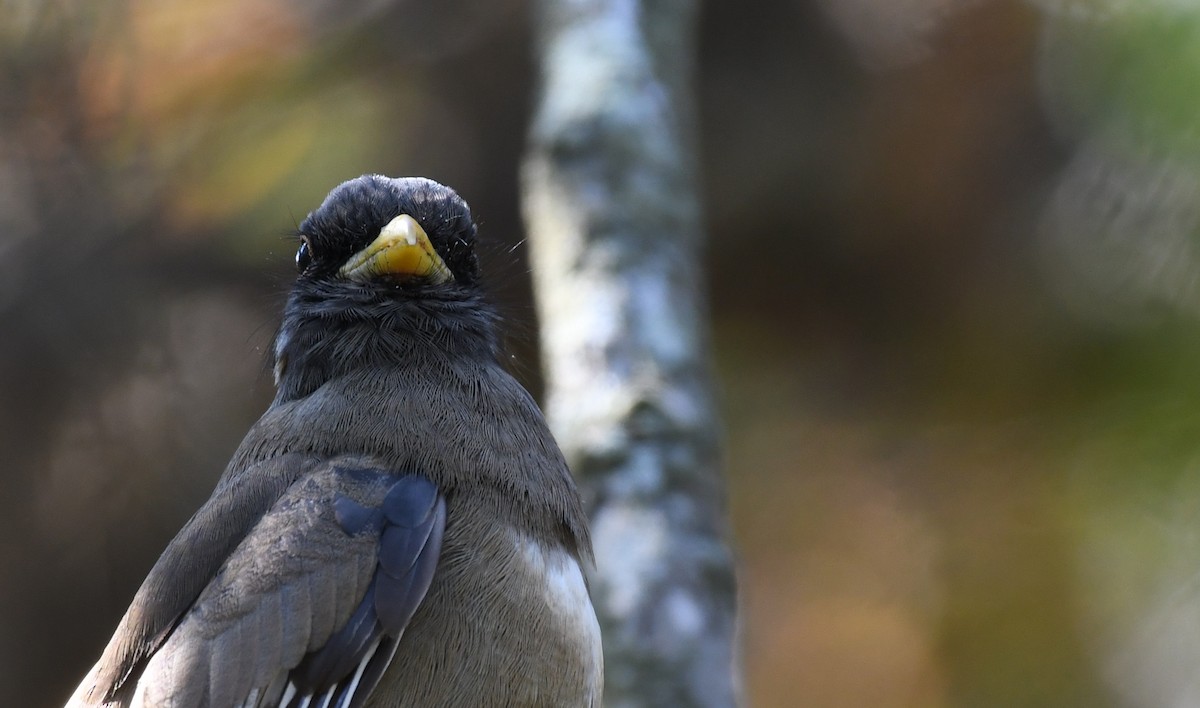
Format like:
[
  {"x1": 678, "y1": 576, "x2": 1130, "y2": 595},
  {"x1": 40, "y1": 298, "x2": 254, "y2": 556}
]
[
  {"x1": 381, "y1": 476, "x2": 441, "y2": 528},
  {"x1": 283, "y1": 468, "x2": 445, "y2": 707},
  {"x1": 333, "y1": 496, "x2": 383, "y2": 536},
  {"x1": 376, "y1": 499, "x2": 444, "y2": 632}
]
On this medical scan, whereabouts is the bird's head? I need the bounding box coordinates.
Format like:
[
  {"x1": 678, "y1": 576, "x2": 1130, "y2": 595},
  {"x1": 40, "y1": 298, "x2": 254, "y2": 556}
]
[
  {"x1": 295, "y1": 175, "x2": 480, "y2": 289},
  {"x1": 273, "y1": 175, "x2": 501, "y2": 402}
]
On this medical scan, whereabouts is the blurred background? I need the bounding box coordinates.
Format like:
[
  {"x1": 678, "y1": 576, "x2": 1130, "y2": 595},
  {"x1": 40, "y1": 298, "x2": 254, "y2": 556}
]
[{"x1": 5, "y1": 0, "x2": 1200, "y2": 705}]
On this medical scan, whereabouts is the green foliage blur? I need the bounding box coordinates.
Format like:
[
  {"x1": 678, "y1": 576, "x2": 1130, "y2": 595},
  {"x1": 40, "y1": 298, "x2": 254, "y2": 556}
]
[{"x1": 6, "y1": 0, "x2": 1200, "y2": 706}]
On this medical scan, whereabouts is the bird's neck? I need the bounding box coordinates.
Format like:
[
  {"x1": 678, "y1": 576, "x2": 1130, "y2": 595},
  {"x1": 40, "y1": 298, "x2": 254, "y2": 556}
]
[{"x1": 271, "y1": 292, "x2": 504, "y2": 404}]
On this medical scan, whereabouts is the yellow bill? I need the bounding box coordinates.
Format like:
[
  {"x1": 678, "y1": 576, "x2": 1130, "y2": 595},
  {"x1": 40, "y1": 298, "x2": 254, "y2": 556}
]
[{"x1": 338, "y1": 214, "x2": 452, "y2": 283}]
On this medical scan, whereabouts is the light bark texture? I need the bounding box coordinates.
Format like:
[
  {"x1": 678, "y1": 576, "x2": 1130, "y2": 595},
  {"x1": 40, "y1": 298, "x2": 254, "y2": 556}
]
[{"x1": 521, "y1": 1, "x2": 738, "y2": 706}]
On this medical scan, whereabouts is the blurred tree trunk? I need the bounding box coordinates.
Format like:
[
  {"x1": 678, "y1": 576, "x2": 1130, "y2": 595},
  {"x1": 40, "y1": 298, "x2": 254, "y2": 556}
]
[{"x1": 521, "y1": 1, "x2": 738, "y2": 706}]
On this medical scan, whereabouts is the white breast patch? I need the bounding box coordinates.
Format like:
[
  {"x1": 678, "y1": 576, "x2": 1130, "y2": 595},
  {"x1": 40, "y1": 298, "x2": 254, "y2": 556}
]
[{"x1": 516, "y1": 534, "x2": 604, "y2": 703}]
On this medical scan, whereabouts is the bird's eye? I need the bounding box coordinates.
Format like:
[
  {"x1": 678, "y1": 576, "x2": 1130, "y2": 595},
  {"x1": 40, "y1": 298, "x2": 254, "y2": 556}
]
[{"x1": 296, "y1": 240, "x2": 312, "y2": 272}]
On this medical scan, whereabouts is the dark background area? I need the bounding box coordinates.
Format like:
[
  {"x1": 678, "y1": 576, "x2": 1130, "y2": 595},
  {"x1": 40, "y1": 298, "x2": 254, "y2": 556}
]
[{"x1": 5, "y1": 1, "x2": 1200, "y2": 705}]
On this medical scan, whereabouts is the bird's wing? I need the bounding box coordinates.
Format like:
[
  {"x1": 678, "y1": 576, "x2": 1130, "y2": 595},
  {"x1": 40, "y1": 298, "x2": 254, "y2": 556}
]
[
  {"x1": 71, "y1": 453, "x2": 317, "y2": 705},
  {"x1": 68, "y1": 460, "x2": 445, "y2": 708}
]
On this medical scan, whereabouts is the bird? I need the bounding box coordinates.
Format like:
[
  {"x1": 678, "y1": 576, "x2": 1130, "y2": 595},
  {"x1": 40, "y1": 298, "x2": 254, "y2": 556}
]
[{"x1": 66, "y1": 175, "x2": 602, "y2": 707}]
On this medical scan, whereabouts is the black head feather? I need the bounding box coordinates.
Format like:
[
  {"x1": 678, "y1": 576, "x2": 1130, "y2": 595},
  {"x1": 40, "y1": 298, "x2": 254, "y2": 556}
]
[{"x1": 296, "y1": 175, "x2": 480, "y2": 285}]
